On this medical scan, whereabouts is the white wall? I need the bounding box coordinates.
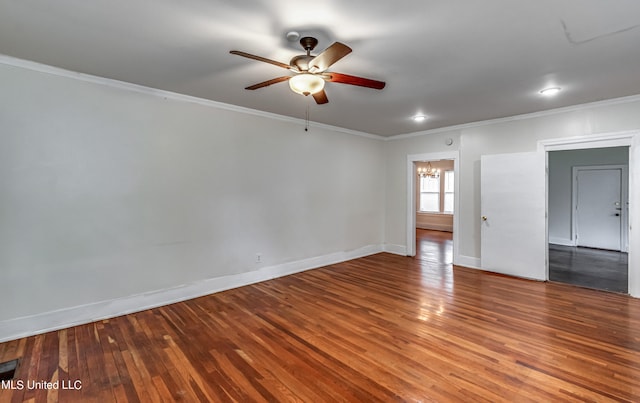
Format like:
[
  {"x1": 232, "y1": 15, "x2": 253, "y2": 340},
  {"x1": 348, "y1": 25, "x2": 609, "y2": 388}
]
[
  {"x1": 0, "y1": 62, "x2": 385, "y2": 339},
  {"x1": 548, "y1": 147, "x2": 628, "y2": 245},
  {"x1": 385, "y1": 98, "x2": 640, "y2": 283},
  {"x1": 4, "y1": 56, "x2": 640, "y2": 341}
]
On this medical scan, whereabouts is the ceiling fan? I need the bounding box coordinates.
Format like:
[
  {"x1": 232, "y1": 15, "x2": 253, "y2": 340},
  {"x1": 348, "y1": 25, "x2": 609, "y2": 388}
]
[{"x1": 230, "y1": 36, "x2": 385, "y2": 104}]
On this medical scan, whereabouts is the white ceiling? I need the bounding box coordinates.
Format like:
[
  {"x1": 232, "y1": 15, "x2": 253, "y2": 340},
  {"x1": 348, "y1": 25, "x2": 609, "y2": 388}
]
[{"x1": 1, "y1": 0, "x2": 640, "y2": 137}]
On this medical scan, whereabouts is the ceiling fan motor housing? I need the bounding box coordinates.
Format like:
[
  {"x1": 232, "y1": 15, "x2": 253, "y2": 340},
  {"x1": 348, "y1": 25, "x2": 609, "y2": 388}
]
[{"x1": 290, "y1": 55, "x2": 313, "y2": 71}]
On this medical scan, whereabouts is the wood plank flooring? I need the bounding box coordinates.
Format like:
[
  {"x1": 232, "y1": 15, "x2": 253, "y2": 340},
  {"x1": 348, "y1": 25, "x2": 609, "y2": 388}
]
[
  {"x1": 549, "y1": 244, "x2": 628, "y2": 293},
  {"x1": 1, "y1": 230, "x2": 640, "y2": 402}
]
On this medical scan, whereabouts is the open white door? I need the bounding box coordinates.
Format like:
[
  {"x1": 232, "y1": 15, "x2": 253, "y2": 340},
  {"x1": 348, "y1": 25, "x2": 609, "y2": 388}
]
[{"x1": 481, "y1": 152, "x2": 546, "y2": 280}]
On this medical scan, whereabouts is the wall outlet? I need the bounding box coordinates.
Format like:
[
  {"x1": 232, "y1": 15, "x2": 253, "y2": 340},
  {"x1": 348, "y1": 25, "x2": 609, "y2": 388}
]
[{"x1": 255, "y1": 253, "x2": 262, "y2": 263}]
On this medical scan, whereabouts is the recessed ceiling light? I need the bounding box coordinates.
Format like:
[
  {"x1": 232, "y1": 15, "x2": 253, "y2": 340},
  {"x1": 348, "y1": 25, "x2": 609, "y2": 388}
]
[
  {"x1": 539, "y1": 87, "x2": 561, "y2": 96},
  {"x1": 412, "y1": 114, "x2": 427, "y2": 122}
]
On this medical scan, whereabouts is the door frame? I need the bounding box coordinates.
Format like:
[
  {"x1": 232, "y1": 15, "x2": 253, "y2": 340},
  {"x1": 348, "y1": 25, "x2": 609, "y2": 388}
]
[
  {"x1": 406, "y1": 151, "x2": 459, "y2": 258},
  {"x1": 572, "y1": 165, "x2": 629, "y2": 252},
  {"x1": 539, "y1": 130, "x2": 638, "y2": 296}
]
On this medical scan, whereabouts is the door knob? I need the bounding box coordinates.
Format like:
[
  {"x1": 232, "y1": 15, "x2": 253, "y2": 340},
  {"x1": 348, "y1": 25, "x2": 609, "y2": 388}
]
[{"x1": 482, "y1": 216, "x2": 487, "y2": 221}]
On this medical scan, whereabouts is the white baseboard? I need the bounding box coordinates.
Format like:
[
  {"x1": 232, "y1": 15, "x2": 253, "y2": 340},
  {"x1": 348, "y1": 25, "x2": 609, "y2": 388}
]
[
  {"x1": 455, "y1": 254, "x2": 481, "y2": 269},
  {"x1": 416, "y1": 224, "x2": 453, "y2": 232},
  {"x1": 384, "y1": 244, "x2": 407, "y2": 256},
  {"x1": 549, "y1": 236, "x2": 575, "y2": 247},
  {"x1": 453, "y1": 255, "x2": 546, "y2": 281},
  {"x1": 0, "y1": 244, "x2": 383, "y2": 343}
]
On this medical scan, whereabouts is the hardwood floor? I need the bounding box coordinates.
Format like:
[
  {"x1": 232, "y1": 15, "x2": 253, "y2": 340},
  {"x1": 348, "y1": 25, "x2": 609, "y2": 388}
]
[
  {"x1": 1, "y1": 230, "x2": 640, "y2": 402},
  {"x1": 549, "y1": 244, "x2": 628, "y2": 293}
]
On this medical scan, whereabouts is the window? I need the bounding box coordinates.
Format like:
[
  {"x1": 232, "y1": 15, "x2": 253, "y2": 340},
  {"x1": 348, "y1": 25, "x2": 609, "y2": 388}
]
[
  {"x1": 419, "y1": 176, "x2": 440, "y2": 212},
  {"x1": 418, "y1": 169, "x2": 454, "y2": 214},
  {"x1": 444, "y1": 170, "x2": 454, "y2": 213}
]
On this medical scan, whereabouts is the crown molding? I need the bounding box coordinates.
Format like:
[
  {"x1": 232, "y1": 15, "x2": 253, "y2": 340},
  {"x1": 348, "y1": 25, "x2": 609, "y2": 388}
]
[
  {"x1": 3, "y1": 53, "x2": 640, "y2": 143},
  {"x1": 387, "y1": 93, "x2": 640, "y2": 141},
  {"x1": 0, "y1": 54, "x2": 385, "y2": 141}
]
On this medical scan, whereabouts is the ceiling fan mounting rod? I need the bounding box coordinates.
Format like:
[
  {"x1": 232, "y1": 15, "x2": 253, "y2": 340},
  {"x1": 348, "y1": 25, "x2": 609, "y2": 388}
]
[{"x1": 300, "y1": 36, "x2": 318, "y2": 55}]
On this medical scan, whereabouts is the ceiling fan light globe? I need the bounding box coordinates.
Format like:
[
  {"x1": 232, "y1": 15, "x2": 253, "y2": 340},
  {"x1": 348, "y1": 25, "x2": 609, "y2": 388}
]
[{"x1": 289, "y1": 73, "x2": 325, "y2": 96}]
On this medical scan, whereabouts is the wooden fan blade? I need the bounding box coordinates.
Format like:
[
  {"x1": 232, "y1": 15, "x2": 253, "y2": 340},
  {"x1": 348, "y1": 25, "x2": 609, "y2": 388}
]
[
  {"x1": 307, "y1": 42, "x2": 352, "y2": 73},
  {"x1": 324, "y1": 72, "x2": 386, "y2": 90},
  {"x1": 230, "y1": 50, "x2": 292, "y2": 70},
  {"x1": 245, "y1": 76, "x2": 291, "y2": 90},
  {"x1": 312, "y1": 89, "x2": 328, "y2": 104}
]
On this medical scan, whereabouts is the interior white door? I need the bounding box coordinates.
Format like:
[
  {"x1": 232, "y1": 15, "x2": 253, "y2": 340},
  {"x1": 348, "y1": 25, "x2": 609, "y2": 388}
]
[
  {"x1": 575, "y1": 168, "x2": 622, "y2": 250},
  {"x1": 481, "y1": 152, "x2": 546, "y2": 280}
]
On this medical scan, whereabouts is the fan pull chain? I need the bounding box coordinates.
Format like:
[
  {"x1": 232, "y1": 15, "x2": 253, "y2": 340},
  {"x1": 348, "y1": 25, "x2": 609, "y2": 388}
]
[{"x1": 305, "y1": 104, "x2": 309, "y2": 132}]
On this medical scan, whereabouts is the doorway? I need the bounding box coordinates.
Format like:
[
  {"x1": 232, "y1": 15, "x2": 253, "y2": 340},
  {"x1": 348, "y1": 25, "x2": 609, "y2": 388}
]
[
  {"x1": 406, "y1": 151, "x2": 459, "y2": 259},
  {"x1": 414, "y1": 160, "x2": 455, "y2": 259},
  {"x1": 547, "y1": 147, "x2": 629, "y2": 293}
]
